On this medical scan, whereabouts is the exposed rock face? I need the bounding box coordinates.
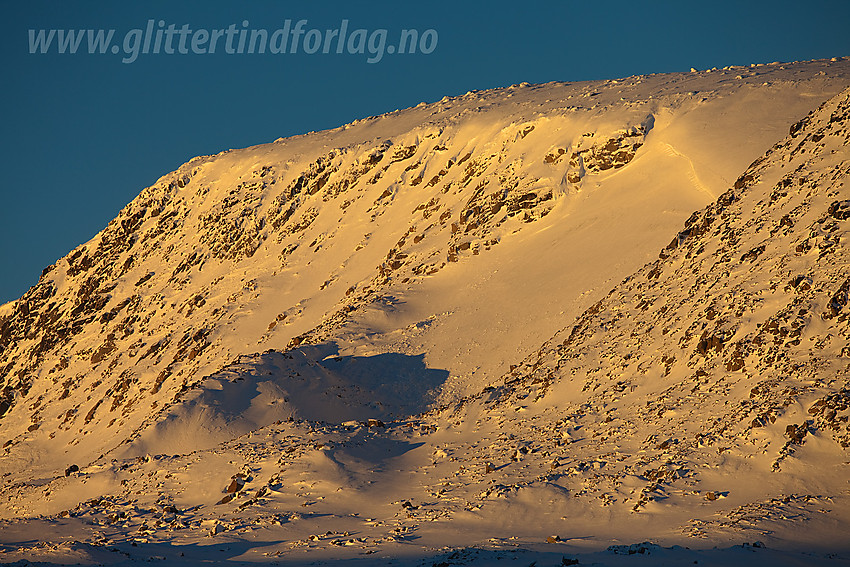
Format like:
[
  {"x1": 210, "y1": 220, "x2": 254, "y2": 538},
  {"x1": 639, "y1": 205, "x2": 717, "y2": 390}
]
[{"x1": 567, "y1": 125, "x2": 648, "y2": 183}]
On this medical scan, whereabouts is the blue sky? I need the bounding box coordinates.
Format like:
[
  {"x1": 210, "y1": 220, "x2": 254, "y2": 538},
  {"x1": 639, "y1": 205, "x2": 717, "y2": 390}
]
[{"x1": 2, "y1": 0, "x2": 850, "y2": 304}]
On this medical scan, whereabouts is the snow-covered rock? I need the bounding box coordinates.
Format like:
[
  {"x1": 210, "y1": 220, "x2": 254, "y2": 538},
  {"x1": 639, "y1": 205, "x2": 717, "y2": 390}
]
[{"x1": 2, "y1": 58, "x2": 850, "y2": 566}]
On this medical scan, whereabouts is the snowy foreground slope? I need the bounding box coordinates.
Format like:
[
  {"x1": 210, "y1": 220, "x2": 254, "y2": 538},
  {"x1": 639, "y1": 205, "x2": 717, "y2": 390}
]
[{"x1": 2, "y1": 59, "x2": 850, "y2": 566}]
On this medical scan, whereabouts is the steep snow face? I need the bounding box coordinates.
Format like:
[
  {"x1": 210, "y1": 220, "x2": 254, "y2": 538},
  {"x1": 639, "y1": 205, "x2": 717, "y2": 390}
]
[
  {"x1": 450, "y1": 85, "x2": 850, "y2": 547},
  {"x1": 2, "y1": 59, "x2": 850, "y2": 484}
]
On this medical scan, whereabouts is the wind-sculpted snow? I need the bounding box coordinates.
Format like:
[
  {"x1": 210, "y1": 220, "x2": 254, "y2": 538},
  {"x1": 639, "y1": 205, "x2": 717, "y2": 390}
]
[
  {"x1": 2, "y1": 59, "x2": 850, "y2": 565},
  {"x1": 466, "y1": 84, "x2": 850, "y2": 541},
  {"x1": 121, "y1": 345, "x2": 449, "y2": 456}
]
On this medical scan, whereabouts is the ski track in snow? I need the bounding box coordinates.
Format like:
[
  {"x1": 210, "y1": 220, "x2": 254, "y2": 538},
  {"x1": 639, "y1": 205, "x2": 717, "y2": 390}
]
[{"x1": 662, "y1": 142, "x2": 716, "y2": 199}]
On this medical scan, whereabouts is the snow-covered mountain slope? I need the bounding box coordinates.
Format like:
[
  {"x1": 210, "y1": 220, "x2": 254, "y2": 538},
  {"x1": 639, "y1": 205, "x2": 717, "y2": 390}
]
[
  {"x1": 430, "y1": 80, "x2": 850, "y2": 552},
  {"x1": 2, "y1": 59, "x2": 850, "y2": 566},
  {"x1": 3, "y1": 59, "x2": 850, "y2": 478}
]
